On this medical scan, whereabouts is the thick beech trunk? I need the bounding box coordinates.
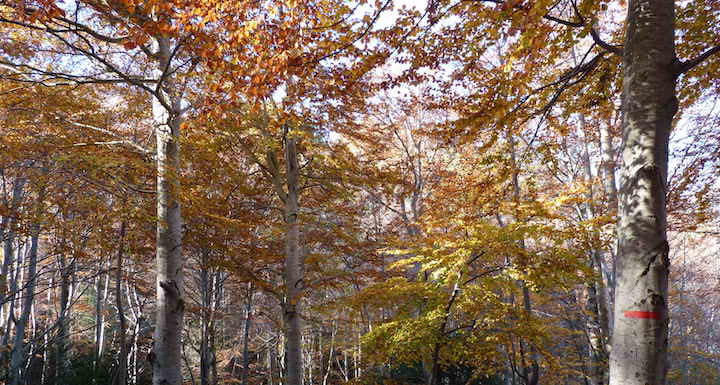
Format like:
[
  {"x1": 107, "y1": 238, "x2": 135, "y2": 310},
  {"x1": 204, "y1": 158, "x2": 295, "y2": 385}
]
[
  {"x1": 283, "y1": 134, "x2": 303, "y2": 385},
  {"x1": 608, "y1": 0, "x2": 676, "y2": 384},
  {"x1": 151, "y1": 36, "x2": 185, "y2": 385}
]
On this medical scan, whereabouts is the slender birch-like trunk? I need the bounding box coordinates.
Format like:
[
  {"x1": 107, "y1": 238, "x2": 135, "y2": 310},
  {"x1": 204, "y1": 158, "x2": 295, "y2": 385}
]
[
  {"x1": 579, "y1": 126, "x2": 610, "y2": 385},
  {"x1": 0, "y1": 177, "x2": 26, "y2": 369},
  {"x1": 506, "y1": 133, "x2": 539, "y2": 385},
  {"x1": 115, "y1": 221, "x2": 128, "y2": 385},
  {"x1": 599, "y1": 120, "x2": 619, "y2": 323},
  {"x1": 241, "y1": 283, "x2": 253, "y2": 385},
  {"x1": 95, "y1": 262, "x2": 110, "y2": 374},
  {"x1": 56, "y1": 252, "x2": 73, "y2": 382},
  {"x1": 199, "y1": 251, "x2": 217, "y2": 385},
  {"x1": 608, "y1": 0, "x2": 676, "y2": 383},
  {"x1": 0, "y1": 177, "x2": 25, "y2": 310},
  {"x1": 322, "y1": 321, "x2": 336, "y2": 385},
  {"x1": 9, "y1": 217, "x2": 40, "y2": 385}
]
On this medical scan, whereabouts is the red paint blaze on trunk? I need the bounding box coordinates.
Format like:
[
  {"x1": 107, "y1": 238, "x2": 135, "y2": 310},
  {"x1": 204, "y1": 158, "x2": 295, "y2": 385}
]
[{"x1": 623, "y1": 311, "x2": 660, "y2": 319}]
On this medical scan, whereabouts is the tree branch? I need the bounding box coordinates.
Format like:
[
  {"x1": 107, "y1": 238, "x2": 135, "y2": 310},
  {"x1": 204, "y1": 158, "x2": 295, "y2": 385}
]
[
  {"x1": 675, "y1": 44, "x2": 720, "y2": 76},
  {"x1": 589, "y1": 27, "x2": 623, "y2": 56}
]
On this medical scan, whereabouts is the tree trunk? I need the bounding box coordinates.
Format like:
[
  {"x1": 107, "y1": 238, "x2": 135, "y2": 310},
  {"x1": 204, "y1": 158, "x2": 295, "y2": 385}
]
[
  {"x1": 599, "y1": 120, "x2": 619, "y2": 323},
  {"x1": 95, "y1": 262, "x2": 110, "y2": 377},
  {"x1": 283, "y1": 133, "x2": 303, "y2": 385},
  {"x1": 506, "y1": 133, "x2": 539, "y2": 385},
  {"x1": 115, "y1": 221, "x2": 128, "y2": 385},
  {"x1": 241, "y1": 283, "x2": 253, "y2": 385},
  {"x1": 578, "y1": 126, "x2": 610, "y2": 385},
  {"x1": 0, "y1": 177, "x2": 25, "y2": 313},
  {"x1": 608, "y1": 0, "x2": 676, "y2": 384},
  {"x1": 151, "y1": 36, "x2": 185, "y2": 385},
  {"x1": 9, "y1": 222, "x2": 40, "y2": 385},
  {"x1": 56, "y1": 252, "x2": 73, "y2": 383},
  {"x1": 0, "y1": 177, "x2": 26, "y2": 370},
  {"x1": 322, "y1": 321, "x2": 336, "y2": 385},
  {"x1": 199, "y1": 251, "x2": 215, "y2": 385}
]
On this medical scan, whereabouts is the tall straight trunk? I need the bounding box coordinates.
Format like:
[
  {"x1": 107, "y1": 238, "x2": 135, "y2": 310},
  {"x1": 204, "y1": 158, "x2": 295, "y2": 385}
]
[
  {"x1": 151, "y1": 36, "x2": 185, "y2": 385},
  {"x1": 599, "y1": 120, "x2": 619, "y2": 321},
  {"x1": 41, "y1": 266, "x2": 55, "y2": 385},
  {"x1": 211, "y1": 272, "x2": 222, "y2": 383},
  {"x1": 115, "y1": 221, "x2": 128, "y2": 385},
  {"x1": 95, "y1": 262, "x2": 110, "y2": 372},
  {"x1": 56, "y1": 252, "x2": 73, "y2": 383},
  {"x1": 608, "y1": 0, "x2": 676, "y2": 384},
  {"x1": 199, "y1": 252, "x2": 214, "y2": 385},
  {"x1": 283, "y1": 134, "x2": 303, "y2": 385},
  {"x1": 507, "y1": 133, "x2": 539, "y2": 385},
  {"x1": 0, "y1": 177, "x2": 26, "y2": 371},
  {"x1": 322, "y1": 321, "x2": 336, "y2": 385},
  {"x1": 0, "y1": 177, "x2": 26, "y2": 313},
  {"x1": 579, "y1": 126, "x2": 610, "y2": 385},
  {"x1": 581, "y1": 124, "x2": 612, "y2": 342},
  {"x1": 241, "y1": 283, "x2": 253, "y2": 385},
  {"x1": 9, "y1": 222, "x2": 40, "y2": 385}
]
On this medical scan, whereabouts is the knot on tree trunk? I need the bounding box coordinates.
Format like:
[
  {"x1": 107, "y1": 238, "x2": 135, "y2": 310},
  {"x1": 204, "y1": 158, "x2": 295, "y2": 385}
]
[
  {"x1": 159, "y1": 280, "x2": 180, "y2": 296},
  {"x1": 160, "y1": 280, "x2": 185, "y2": 312}
]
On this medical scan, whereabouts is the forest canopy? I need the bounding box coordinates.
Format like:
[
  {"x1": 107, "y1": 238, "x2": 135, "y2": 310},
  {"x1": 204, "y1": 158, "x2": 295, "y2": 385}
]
[{"x1": 0, "y1": 0, "x2": 719, "y2": 385}]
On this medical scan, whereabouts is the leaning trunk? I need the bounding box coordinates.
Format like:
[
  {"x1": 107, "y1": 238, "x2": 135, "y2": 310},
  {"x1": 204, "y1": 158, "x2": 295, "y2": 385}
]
[
  {"x1": 608, "y1": 0, "x2": 676, "y2": 384},
  {"x1": 95, "y1": 261, "x2": 110, "y2": 377}
]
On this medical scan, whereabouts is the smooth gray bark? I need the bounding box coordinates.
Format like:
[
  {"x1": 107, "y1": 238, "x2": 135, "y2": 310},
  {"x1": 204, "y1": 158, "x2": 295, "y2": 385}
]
[
  {"x1": 114, "y1": 221, "x2": 128, "y2": 385},
  {"x1": 608, "y1": 0, "x2": 676, "y2": 384},
  {"x1": 0, "y1": 177, "x2": 25, "y2": 308},
  {"x1": 56, "y1": 252, "x2": 73, "y2": 383},
  {"x1": 599, "y1": 120, "x2": 619, "y2": 322},
  {"x1": 9, "y1": 223, "x2": 39, "y2": 385},
  {"x1": 95, "y1": 262, "x2": 110, "y2": 377},
  {"x1": 0, "y1": 177, "x2": 25, "y2": 369},
  {"x1": 579, "y1": 126, "x2": 610, "y2": 385},
  {"x1": 151, "y1": 36, "x2": 185, "y2": 385}
]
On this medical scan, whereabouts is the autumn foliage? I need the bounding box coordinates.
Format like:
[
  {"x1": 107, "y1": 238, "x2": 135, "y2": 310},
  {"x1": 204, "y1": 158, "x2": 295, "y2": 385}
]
[{"x1": 0, "y1": 0, "x2": 719, "y2": 385}]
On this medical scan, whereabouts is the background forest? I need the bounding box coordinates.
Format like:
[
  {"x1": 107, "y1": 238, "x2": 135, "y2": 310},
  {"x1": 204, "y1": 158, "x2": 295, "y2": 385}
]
[{"x1": 0, "y1": 0, "x2": 719, "y2": 384}]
